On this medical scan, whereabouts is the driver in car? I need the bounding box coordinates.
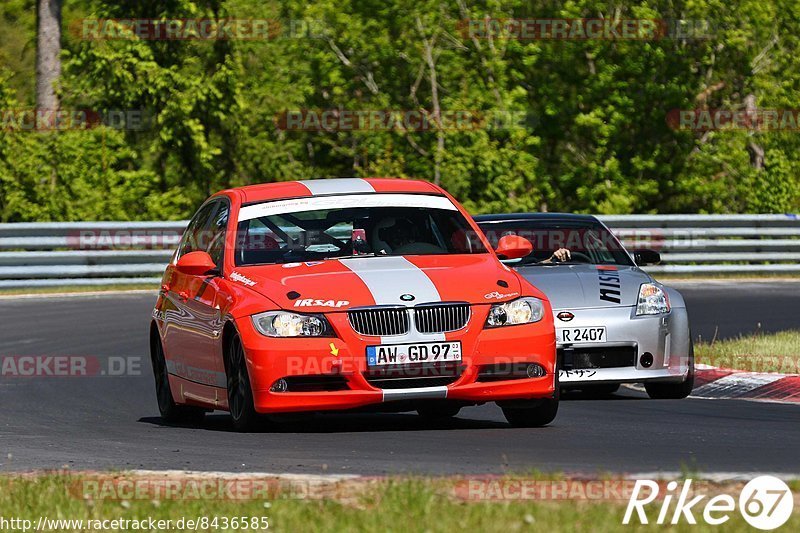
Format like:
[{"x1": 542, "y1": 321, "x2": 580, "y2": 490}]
[
  {"x1": 373, "y1": 216, "x2": 448, "y2": 255},
  {"x1": 541, "y1": 248, "x2": 571, "y2": 263},
  {"x1": 372, "y1": 217, "x2": 417, "y2": 254}
]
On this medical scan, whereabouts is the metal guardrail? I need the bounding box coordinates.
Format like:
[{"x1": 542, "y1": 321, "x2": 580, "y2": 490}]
[
  {"x1": 602, "y1": 214, "x2": 800, "y2": 274},
  {"x1": 0, "y1": 215, "x2": 798, "y2": 287},
  {"x1": 0, "y1": 222, "x2": 184, "y2": 288}
]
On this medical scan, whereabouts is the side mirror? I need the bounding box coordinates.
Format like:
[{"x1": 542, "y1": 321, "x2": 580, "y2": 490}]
[
  {"x1": 633, "y1": 249, "x2": 661, "y2": 266},
  {"x1": 495, "y1": 235, "x2": 533, "y2": 260},
  {"x1": 176, "y1": 251, "x2": 218, "y2": 276}
]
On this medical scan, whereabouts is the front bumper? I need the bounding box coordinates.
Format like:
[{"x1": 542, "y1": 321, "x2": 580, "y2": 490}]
[
  {"x1": 555, "y1": 305, "x2": 691, "y2": 386},
  {"x1": 237, "y1": 307, "x2": 557, "y2": 413}
]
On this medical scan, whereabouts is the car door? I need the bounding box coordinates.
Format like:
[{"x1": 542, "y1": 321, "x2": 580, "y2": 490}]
[
  {"x1": 162, "y1": 200, "x2": 227, "y2": 388},
  {"x1": 180, "y1": 199, "x2": 229, "y2": 386}
]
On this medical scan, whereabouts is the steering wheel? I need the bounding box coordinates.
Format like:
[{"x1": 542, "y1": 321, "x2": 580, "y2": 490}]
[{"x1": 552, "y1": 251, "x2": 593, "y2": 263}]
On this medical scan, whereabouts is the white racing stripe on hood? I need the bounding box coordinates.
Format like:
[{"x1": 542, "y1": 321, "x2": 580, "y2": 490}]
[
  {"x1": 341, "y1": 256, "x2": 445, "y2": 343},
  {"x1": 298, "y1": 178, "x2": 375, "y2": 195},
  {"x1": 341, "y1": 256, "x2": 440, "y2": 305}
]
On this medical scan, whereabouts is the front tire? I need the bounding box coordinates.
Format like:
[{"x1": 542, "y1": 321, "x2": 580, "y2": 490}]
[
  {"x1": 501, "y1": 398, "x2": 559, "y2": 427},
  {"x1": 151, "y1": 332, "x2": 205, "y2": 425},
  {"x1": 226, "y1": 333, "x2": 262, "y2": 431},
  {"x1": 645, "y1": 339, "x2": 695, "y2": 399}
]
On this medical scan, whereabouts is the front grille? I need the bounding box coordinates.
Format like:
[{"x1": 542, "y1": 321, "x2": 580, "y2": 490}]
[
  {"x1": 414, "y1": 303, "x2": 470, "y2": 333},
  {"x1": 559, "y1": 346, "x2": 636, "y2": 370},
  {"x1": 348, "y1": 303, "x2": 470, "y2": 336},
  {"x1": 348, "y1": 307, "x2": 410, "y2": 336},
  {"x1": 363, "y1": 362, "x2": 463, "y2": 389}
]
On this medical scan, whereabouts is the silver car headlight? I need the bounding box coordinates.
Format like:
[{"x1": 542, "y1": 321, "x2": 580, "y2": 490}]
[
  {"x1": 485, "y1": 297, "x2": 545, "y2": 327},
  {"x1": 251, "y1": 311, "x2": 332, "y2": 337},
  {"x1": 636, "y1": 283, "x2": 670, "y2": 315}
]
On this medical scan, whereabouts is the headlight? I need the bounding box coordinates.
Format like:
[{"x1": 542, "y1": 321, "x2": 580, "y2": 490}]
[
  {"x1": 251, "y1": 311, "x2": 332, "y2": 337},
  {"x1": 636, "y1": 283, "x2": 670, "y2": 315},
  {"x1": 485, "y1": 297, "x2": 545, "y2": 327}
]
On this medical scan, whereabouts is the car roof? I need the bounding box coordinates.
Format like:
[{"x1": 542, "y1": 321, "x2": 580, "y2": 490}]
[
  {"x1": 226, "y1": 178, "x2": 442, "y2": 204},
  {"x1": 474, "y1": 212, "x2": 601, "y2": 224}
]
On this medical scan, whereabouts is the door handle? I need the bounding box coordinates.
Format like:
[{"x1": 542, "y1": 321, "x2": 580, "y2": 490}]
[
  {"x1": 178, "y1": 291, "x2": 189, "y2": 301},
  {"x1": 160, "y1": 284, "x2": 170, "y2": 293}
]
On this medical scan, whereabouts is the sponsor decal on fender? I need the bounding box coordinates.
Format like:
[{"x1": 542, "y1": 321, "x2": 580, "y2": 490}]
[
  {"x1": 596, "y1": 265, "x2": 621, "y2": 304},
  {"x1": 230, "y1": 271, "x2": 257, "y2": 287},
  {"x1": 484, "y1": 291, "x2": 519, "y2": 300},
  {"x1": 294, "y1": 299, "x2": 350, "y2": 308}
]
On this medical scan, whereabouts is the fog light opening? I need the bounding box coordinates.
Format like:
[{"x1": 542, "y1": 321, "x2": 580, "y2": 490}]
[
  {"x1": 640, "y1": 352, "x2": 654, "y2": 368},
  {"x1": 526, "y1": 363, "x2": 546, "y2": 378},
  {"x1": 270, "y1": 378, "x2": 288, "y2": 392}
]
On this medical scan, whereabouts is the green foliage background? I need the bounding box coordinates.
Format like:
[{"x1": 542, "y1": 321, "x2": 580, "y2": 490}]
[{"x1": 0, "y1": 0, "x2": 798, "y2": 221}]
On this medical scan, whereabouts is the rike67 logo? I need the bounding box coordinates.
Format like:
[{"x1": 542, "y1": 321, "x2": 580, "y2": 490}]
[{"x1": 623, "y1": 476, "x2": 794, "y2": 530}]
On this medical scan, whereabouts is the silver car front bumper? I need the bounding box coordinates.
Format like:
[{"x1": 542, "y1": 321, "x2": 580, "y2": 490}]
[{"x1": 555, "y1": 305, "x2": 691, "y2": 385}]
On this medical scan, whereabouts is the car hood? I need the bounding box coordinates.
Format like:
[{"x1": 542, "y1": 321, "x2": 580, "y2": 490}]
[
  {"x1": 512, "y1": 263, "x2": 651, "y2": 310},
  {"x1": 232, "y1": 254, "x2": 529, "y2": 311}
]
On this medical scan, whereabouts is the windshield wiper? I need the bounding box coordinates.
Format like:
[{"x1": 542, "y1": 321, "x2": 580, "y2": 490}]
[
  {"x1": 520, "y1": 260, "x2": 580, "y2": 266},
  {"x1": 324, "y1": 253, "x2": 381, "y2": 260}
]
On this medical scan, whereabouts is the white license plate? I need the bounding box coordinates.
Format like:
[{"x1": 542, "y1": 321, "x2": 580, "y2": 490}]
[
  {"x1": 557, "y1": 326, "x2": 607, "y2": 344},
  {"x1": 366, "y1": 341, "x2": 462, "y2": 366}
]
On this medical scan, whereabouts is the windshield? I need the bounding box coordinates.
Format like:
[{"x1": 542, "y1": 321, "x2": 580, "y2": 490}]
[
  {"x1": 477, "y1": 219, "x2": 634, "y2": 267},
  {"x1": 235, "y1": 194, "x2": 488, "y2": 266}
]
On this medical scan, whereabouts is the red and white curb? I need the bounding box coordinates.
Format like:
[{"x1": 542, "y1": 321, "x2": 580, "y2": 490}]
[{"x1": 692, "y1": 364, "x2": 800, "y2": 403}]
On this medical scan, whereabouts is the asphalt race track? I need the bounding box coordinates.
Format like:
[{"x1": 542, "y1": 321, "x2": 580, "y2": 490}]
[{"x1": 0, "y1": 282, "x2": 798, "y2": 475}]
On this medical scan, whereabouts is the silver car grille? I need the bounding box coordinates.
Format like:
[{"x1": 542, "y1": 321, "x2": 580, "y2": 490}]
[{"x1": 347, "y1": 303, "x2": 470, "y2": 336}]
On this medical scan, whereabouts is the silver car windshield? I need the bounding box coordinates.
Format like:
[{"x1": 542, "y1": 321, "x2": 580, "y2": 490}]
[{"x1": 478, "y1": 220, "x2": 634, "y2": 266}]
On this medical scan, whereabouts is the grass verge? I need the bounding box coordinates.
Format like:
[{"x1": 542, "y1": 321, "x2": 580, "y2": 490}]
[
  {"x1": 0, "y1": 473, "x2": 797, "y2": 532},
  {"x1": 695, "y1": 330, "x2": 800, "y2": 373}
]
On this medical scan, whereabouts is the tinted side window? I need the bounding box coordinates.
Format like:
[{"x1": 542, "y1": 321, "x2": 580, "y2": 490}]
[
  {"x1": 176, "y1": 203, "x2": 215, "y2": 259},
  {"x1": 206, "y1": 202, "x2": 229, "y2": 266}
]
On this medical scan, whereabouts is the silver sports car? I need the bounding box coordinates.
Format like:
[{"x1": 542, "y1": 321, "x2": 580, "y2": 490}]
[{"x1": 475, "y1": 213, "x2": 694, "y2": 399}]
